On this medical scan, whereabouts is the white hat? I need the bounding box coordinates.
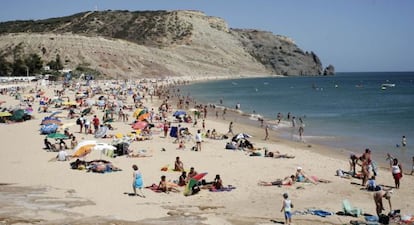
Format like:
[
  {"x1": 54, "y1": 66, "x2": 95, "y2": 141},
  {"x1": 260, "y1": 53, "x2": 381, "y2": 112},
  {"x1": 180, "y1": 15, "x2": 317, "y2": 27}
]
[{"x1": 297, "y1": 167, "x2": 302, "y2": 170}]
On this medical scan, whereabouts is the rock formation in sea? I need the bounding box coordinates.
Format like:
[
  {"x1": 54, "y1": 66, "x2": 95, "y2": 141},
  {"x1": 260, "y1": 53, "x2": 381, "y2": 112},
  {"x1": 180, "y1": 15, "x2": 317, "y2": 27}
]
[{"x1": 0, "y1": 10, "x2": 334, "y2": 79}]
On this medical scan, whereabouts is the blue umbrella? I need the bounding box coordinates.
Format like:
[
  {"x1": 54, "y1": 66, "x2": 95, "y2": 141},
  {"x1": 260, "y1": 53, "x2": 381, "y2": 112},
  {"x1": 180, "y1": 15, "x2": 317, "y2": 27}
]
[{"x1": 173, "y1": 110, "x2": 186, "y2": 117}]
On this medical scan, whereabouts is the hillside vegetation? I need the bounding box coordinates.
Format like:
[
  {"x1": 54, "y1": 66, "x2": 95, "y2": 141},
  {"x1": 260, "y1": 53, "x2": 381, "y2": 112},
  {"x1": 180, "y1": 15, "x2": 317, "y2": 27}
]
[{"x1": 0, "y1": 10, "x2": 332, "y2": 79}]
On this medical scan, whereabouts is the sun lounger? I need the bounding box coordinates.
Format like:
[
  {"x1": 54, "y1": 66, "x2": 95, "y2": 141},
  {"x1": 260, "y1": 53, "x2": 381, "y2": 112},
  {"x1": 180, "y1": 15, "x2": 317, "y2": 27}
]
[{"x1": 342, "y1": 199, "x2": 362, "y2": 217}]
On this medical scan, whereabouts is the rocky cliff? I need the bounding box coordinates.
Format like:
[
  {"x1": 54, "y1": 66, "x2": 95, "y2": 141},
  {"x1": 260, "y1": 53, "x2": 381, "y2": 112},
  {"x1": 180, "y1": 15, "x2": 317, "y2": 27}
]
[{"x1": 0, "y1": 10, "x2": 331, "y2": 79}]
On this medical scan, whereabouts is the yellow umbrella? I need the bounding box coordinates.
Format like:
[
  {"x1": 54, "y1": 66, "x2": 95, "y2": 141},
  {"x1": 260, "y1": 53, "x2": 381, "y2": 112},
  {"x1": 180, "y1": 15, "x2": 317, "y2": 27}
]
[
  {"x1": 72, "y1": 144, "x2": 95, "y2": 157},
  {"x1": 132, "y1": 108, "x2": 143, "y2": 119},
  {"x1": 0, "y1": 111, "x2": 12, "y2": 117}
]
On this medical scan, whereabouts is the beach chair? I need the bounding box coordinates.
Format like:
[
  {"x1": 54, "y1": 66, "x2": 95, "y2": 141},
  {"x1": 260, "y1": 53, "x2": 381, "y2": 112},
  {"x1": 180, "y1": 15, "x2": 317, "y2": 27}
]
[{"x1": 342, "y1": 199, "x2": 362, "y2": 217}]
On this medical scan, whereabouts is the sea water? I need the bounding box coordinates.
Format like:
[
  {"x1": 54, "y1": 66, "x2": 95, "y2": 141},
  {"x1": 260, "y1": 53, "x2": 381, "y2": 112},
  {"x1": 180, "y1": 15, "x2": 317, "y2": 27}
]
[{"x1": 179, "y1": 72, "x2": 414, "y2": 168}]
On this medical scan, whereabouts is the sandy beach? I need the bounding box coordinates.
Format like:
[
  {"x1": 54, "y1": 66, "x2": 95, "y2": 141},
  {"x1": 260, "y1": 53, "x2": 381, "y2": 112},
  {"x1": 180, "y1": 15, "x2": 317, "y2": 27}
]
[{"x1": 0, "y1": 80, "x2": 413, "y2": 225}]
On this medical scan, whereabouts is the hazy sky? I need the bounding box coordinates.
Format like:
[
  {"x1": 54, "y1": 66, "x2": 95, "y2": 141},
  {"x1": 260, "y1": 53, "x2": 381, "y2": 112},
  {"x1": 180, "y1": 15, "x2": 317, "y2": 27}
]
[{"x1": 1, "y1": 0, "x2": 413, "y2": 72}]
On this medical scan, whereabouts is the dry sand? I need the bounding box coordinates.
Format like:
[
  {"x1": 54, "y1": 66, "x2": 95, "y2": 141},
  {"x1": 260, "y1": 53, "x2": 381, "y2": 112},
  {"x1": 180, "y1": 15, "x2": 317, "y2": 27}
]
[{"x1": 0, "y1": 80, "x2": 413, "y2": 225}]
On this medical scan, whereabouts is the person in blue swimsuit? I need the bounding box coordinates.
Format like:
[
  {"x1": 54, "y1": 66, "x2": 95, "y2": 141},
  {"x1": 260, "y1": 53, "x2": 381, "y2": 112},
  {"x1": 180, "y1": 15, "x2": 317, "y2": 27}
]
[{"x1": 132, "y1": 164, "x2": 145, "y2": 197}]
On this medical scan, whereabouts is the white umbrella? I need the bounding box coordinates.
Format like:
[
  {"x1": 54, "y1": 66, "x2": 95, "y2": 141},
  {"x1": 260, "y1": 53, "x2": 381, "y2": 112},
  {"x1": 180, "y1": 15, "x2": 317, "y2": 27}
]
[
  {"x1": 93, "y1": 143, "x2": 117, "y2": 159},
  {"x1": 73, "y1": 140, "x2": 97, "y2": 152}
]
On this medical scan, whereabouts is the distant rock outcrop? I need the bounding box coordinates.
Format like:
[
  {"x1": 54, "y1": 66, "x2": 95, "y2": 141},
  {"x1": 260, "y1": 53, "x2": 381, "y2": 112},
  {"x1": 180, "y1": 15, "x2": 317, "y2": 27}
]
[
  {"x1": 323, "y1": 64, "x2": 335, "y2": 75},
  {"x1": 231, "y1": 29, "x2": 323, "y2": 75},
  {"x1": 0, "y1": 10, "x2": 332, "y2": 78}
]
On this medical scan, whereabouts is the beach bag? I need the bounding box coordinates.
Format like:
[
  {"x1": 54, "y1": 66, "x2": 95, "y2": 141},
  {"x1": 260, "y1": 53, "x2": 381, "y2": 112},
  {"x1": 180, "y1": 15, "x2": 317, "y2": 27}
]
[{"x1": 378, "y1": 214, "x2": 389, "y2": 225}]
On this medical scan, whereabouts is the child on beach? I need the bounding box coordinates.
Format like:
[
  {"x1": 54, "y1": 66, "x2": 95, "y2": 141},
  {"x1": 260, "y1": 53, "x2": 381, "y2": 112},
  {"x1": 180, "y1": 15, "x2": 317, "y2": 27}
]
[
  {"x1": 280, "y1": 193, "x2": 293, "y2": 225},
  {"x1": 132, "y1": 164, "x2": 145, "y2": 197}
]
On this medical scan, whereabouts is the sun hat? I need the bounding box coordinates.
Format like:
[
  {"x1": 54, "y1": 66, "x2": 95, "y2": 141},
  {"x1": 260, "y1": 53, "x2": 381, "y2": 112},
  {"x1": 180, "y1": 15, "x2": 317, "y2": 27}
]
[{"x1": 297, "y1": 167, "x2": 302, "y2": 171}]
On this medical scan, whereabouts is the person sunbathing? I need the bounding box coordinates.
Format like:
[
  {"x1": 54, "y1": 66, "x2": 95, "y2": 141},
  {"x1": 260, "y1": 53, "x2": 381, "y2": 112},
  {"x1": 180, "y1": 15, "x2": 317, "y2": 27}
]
[
  {"x1": 295, "y1": 167, "x2": 317, "y2": 184},
  {"x1": 265, "y1": 150, "x2": 295, "y2": 159},
  {"x1": 158, "y1": 175, "x2": 180, "y2": 193},
  {"x1": 258, "y1": 175, "x2": 296, "y2": 186}
]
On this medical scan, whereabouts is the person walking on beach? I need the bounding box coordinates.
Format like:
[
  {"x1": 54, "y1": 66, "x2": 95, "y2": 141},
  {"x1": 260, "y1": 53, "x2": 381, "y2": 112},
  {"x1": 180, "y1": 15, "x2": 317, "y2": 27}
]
[
  {"x1": 298, "y1": 125, "x2": 304, "y2": 142},
  {"x1": 132, "y1": 164, "x2": 145, "y2": 197},
  {"x1": 228, "y1": 121, "x2": 234, "y2": 135},
  {"x1": 264, "y1": 124, "x2": 269, "y2": 141},
  {"x1": 280, "y1": 193, "x2": 293, "y2": 225},
  {"x1": 222, "y1": 108, "x2": 227, "y2": 120}
]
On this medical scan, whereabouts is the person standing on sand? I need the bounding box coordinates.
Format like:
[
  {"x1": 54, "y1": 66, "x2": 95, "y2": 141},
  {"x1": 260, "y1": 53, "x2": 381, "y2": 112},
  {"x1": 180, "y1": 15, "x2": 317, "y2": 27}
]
[
  {"x1": 132, "y1": 164, "x2": 145, "y2": 197},
  {"x1": 298, "y1": 125, "x2": 304, "y2": 142},
  {"x1": 195, "y1": 129, "x2": 202, "y2": 151},
  {"x1": 222, "y1": 108, "x2": 227, "y2": 120},
  {"x1": 391, "y1": 158, "x2": 402, "y2": 189},
  {"x1": 280, "y1": 193, "x2": 293, "y2": 225},
  {"x1": 264, "y1": 124, "x2": 269, "y2": 141}
]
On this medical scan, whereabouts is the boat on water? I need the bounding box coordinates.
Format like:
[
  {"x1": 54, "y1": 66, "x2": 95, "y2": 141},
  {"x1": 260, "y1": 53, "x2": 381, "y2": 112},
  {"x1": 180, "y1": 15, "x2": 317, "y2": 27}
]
[{"x1": 381, "y1": 83, "x2": 395, "y2": 88}]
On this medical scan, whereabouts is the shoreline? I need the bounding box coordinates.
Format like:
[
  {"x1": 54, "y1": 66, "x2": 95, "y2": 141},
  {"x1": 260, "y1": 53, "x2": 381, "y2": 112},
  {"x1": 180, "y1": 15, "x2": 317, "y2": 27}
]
[{"x1": 0, "y1": 79, "x2": 413, "y2": 224}]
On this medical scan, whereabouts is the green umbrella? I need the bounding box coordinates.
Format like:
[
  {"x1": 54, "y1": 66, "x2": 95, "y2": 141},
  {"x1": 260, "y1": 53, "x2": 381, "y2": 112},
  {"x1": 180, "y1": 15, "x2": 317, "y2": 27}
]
[{"x1": 47, "y1": 133, "x2": 69, "y2": 139}]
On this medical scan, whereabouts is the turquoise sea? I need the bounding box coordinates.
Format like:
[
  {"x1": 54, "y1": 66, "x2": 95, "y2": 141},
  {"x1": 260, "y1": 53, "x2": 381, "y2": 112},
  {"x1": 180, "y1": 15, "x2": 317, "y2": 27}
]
[{"x1": 179, "y1": 72, "x2": 414, "y2": 168}]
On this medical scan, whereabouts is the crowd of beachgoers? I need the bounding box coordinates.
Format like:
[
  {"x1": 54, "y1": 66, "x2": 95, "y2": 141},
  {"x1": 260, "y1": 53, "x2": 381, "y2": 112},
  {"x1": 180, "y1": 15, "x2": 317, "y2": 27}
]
[{"x1": 0, "y1": 78, "x2": 413, "y2": 225}]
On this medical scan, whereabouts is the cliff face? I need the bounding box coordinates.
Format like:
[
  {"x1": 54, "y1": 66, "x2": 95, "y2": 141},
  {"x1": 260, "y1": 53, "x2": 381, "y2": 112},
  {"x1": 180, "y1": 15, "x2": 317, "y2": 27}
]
[
  {"x1": 231, "y1": 29, "x2": 323, "y2": 75},
  {"x1": 0, "y1": 10, "x2": 330, "y2": 78}
]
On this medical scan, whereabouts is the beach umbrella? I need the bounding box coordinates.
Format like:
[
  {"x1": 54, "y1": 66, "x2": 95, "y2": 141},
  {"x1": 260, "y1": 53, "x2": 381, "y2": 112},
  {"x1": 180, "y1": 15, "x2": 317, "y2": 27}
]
[
  {"x1": 92, "y1": 143, "x2": 116, "y2": 159},
  {"x1": 133, "y1": 108, "x2": 144, "y2": 119},
  {"x1": 49, "y1": 111, "x2": 62, "y2": 118},
  {"x1": 72, "y1": 144, "x2": 95, "y2": 157},
  {"x1": 62, "y1": 101, "x2": 78, "y2": 106},
  {"x1": 232, "y1": 133, "x2": 252, "y2": 141},
  {"x1": 40, "y1": 124, "x2": 59, "y2": 134},
  {"x1": 132, "y1": 121, "x2": 148, "y2": 130},
  {"x1": 0, "y1": 111, "x2": 12, "y2": 117},
  {"x1": 47, "y1": 132, "x2": 69, "y2": 139},
  {"x1": 94, "y1": 126, "x2": 109, "y2": 138},
  {"x1": 92, "y1": 143, "x2": 116, "y2": 151},
  {"x1": 137, "y1": 112, "x2": 150, "y2": 121},
  {"x1": 184, "y1": 172, "x2": 207, "y2": 196},
  {"x1": 73, "y1": 140, "x2": 97, "y2": 152},
  {"x1": 81, "y1": 107, "x2": 92, "y2": 116},
  {"x1": 173, "y1": 110, "x2": 186, "y2": 117},
  {"x1": 41, "y1": 119, "x2": 62, "y2": 126}
]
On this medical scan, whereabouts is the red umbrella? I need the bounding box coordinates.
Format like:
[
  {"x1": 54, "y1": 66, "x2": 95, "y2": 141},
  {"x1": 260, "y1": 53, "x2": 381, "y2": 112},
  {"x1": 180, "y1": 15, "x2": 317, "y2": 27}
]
[{"x1": 132, "y1": 121, "x2": 148, "y2": 130}]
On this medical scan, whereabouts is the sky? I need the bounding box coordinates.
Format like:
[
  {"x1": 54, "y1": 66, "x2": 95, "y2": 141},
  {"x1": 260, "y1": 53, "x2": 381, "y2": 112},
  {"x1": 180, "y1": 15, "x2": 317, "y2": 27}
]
[{"x1": 1, "y1": 0, "x2": 413, "y2": 72}]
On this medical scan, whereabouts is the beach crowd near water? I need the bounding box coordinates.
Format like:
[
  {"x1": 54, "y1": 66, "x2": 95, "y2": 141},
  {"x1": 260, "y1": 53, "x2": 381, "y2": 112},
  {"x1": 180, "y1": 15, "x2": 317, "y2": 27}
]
[{"x1": 0, "y1": 77, "x2": 413, "y2": 225}]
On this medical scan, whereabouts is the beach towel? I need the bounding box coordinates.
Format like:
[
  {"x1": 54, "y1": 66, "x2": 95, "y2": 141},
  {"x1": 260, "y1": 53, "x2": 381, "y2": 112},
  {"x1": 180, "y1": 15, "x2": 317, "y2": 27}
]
[
  {"x1": 145, "y1": 184, "x2": 163, "y2": 193},
  {"x1": 308, "y1": 210, "x2": 333, "y2": 217}
]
